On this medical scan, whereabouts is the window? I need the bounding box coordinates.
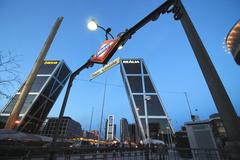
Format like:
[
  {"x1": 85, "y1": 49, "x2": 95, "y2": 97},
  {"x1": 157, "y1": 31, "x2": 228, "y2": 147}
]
[
  {"x1": 123, "y1": 62, "x2": 141, "y2": 74},
  {"x1": 57, "y1": 63, "x2": 70, "y2": 82},
  {"x1": 2, "y1": 94, "x2": 19, "y2": 114},
  {"x1": 146, "y1": 95, "x2": 165, "y2": 116},
  {"x1": 38, "y1": 63, "x2": 58, "y2": 74},
  {"x1": 20, "y1": 95, "x2": 37, "y2": 114},
  {"x1": 30, "y1": 76, "x2": 49, "y2": 92},
  {"x1": 148, "y1": 118, "x2": 170, "y2": 133},
  {"x1": 142, "y1": 63, "x2": 148, "y2": 74},
  {"x1": 140, "y1": 118, "x2": 147, "y2": 133},
  {"x1": 127, "y1": 76, "x2": 143, "y2": 93},
  {"x1": 144, "y1": 76, "x2": 156, "y2": 93},
  {"x1": 133, "y1": 95, "x2": 145, "y2": 116}
]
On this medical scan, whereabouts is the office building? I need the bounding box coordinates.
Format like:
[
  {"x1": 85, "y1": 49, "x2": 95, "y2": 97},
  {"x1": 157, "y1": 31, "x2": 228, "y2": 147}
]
[
  {"x1": 120, "y1": 58, "x2": 173, "y2": 141},
  {"x1": 0, "y1": 60, "x2": 71, "y2": 133},
  {"x1": 120, "y1": 118, "x2": 129, "y2": 142},
  {"x1": 39, "y1": 116, "x2": 82, "y2": 138},
  {"x1": 106, "y1": 115, "x2": 116, "y2": 141},
  {"x1": 128, "y1": 123, "x2": 140, "y2": 143}
]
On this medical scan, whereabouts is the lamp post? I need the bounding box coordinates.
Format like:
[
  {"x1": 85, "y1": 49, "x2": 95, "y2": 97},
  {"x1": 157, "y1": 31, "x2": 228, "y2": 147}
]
[
  {"x1": 87, "y1": 19, "x2": 114, "y2": 40},
  {"x1": 50, "y1": 20, "x2": 121, "y2": 159},
  {"x1": 98, "y1": 78, "x2": 107, "y2": 147}
]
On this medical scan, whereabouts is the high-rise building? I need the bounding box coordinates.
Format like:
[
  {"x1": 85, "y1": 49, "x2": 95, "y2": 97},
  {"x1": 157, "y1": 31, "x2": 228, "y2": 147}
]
[
  {"x1": 39, "y1": 116, "x2": 82, "y2": 138},
  {"x1": 106, "y1": 115, "x2": 116, "y2": 141},
  {"x1": 0, "y1": 60, "x2": 71, "y2": 133},
  {"x1": 120, "y1": 58, "x2": 173, "y2": 141},
  {"x1": 128, "y1": 123, "x2": 140, "y2": 143},
  {"x1": 120, "y1": 118, "x2": 129, "y2": 142}
]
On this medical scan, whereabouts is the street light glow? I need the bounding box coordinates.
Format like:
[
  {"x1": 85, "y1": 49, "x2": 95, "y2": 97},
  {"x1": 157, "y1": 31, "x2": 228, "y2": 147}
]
[
  {"x1": 118, "y1": 45, "x2": 123, "y2": 50},
  {"x1": 87, "y1": 19, "x2": 98, "y2": 31}
]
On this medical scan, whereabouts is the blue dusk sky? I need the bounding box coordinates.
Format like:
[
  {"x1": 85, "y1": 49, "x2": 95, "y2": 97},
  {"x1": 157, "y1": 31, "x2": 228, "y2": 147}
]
[{"x1": 0, "y1": 0, "x2": 239, "y2": 135}]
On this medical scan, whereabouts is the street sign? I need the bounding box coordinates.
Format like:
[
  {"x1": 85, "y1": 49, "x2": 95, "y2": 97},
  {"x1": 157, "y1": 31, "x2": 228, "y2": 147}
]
[
  {"x1": 91, "y1": 38, "x2": 120, "y2": 64},
  {"x1": 90, "y1": 57, "x2": 120, "y2": 80}
]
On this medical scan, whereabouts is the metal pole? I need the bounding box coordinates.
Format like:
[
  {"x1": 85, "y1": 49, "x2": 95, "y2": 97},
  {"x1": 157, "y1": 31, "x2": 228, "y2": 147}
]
[
  {"x1": 98, "y1": 77, "x2": 107, "y2": 146},
  {"x1": 5, "y1": 17, "x2": 63, "y2": 129},
  {"x1": 52, "y1": 60, "x2": 92, "y2": 143},
  {"x1": 89, "y1": 106, "x2": 94, "y2": 131},
  {"x1": 50, "y1": 60, "x2": 93, "y2": 159},
  {"x1": 184, "y1": 92, "x2": 193, "y2": 120},
  {"x1": 178, "y1": 0, "x2": 240, "y2": 141}
]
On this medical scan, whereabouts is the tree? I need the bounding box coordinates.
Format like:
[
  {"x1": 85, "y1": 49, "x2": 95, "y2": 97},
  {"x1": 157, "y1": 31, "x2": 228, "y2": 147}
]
[{"x1": 0, "y1": 51, "x2": 21, "y2": 99}]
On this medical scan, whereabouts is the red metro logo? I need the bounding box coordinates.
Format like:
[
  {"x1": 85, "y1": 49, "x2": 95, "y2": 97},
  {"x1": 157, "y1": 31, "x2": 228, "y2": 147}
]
[{"x1": 91, "y1": 38, "x2": 120, "y2": 64}]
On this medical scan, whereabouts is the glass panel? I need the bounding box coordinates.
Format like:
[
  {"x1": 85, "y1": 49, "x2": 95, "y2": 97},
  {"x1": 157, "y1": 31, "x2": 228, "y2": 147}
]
[
  {"x1": 140, "y1": 118, "x2": 147, "y2": 137},
  {"x1": 127, "y1": 76, "x2": 143, "y2": 93},
  {"x1": 122, "y1": 61, "x2": 141, "y2": 74},
  {"x1": 20, "y1": 95, "x2": 37, "y2": 114},
  {"x1": 142, "y1": 63, "x2": 148, "y2": 74},
  {"x1": 146, "y1": 95, "x2": 166, "y2": 116},
  {"x1": 28, "y1": 95, "x2": 47, "y2": 116},
  {"x1": 133, "y1": 95, "x2": 145, "y2": 116},
  {"x1": 1, "y1": 94, "x2": 19, "y2": 114},
  {"x1": 50, "y1": 85, "x2": 63, "y2": 101},
  {"x1": 30, "y1": 76, "x2": 49, "y2": 92},
  {"x1": 149, "y1": 121, "x2": 160, "y2": 139},
  {"x1": 38, "y1": 62, "x2": 59, "y2": 74},
  {"x1": 42, "y1": 78, "x2": 55, "y2": 96},
  {"x1": 144, "y1": 76, "x2": 156, "y2": 93},
  {"x1": 57, "y1": 63, "x2": 70, "y2": 82},
  {"x1": 148, "y1": 118, "x2": 170, "y2": 133}
]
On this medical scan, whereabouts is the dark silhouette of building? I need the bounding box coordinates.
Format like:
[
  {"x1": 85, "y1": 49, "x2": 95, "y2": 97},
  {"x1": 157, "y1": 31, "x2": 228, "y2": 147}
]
[
  {"x1": 39, "y1": 116, "x2": 82, "y2": 138},
  {"x1": 128, "y1": 123, "x2": 140, "y2": 143},
  {"x1": 120, "y1": 118, "x2": 129, "y2": 142},
  {"x1": 175, "y1": 126, "x2": 192, "y2": 158},
  {"x1": 209, "y1": 113, "x2": 227, "y2": 149},
  {"x1": 0, "y1": 60, "x2": 71, "y2": 133},
  {"x1": 120, "y1": 58, "x2": 173, "y2": 141}
]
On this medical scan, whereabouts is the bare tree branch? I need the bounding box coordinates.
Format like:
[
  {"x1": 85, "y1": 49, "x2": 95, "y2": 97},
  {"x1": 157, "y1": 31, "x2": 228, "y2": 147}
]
[{"x1": 0, "y1": 51, "x2": 21, "y2": 99}]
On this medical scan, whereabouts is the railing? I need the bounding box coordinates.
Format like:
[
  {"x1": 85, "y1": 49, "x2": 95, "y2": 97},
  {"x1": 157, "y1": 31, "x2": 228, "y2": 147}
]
[{"x1": 0, "y1": 145, "x2": 230, "y2": 160}]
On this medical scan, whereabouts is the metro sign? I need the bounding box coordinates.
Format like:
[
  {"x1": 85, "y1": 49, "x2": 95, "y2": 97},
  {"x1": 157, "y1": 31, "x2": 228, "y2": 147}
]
[{"x1": 91, "y1": 38, "x2": 120, "y2": 64}]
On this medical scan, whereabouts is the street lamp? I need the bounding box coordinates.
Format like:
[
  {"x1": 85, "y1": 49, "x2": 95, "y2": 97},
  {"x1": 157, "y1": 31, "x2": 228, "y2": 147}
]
[
  {"x1": 87, "y1": 19, "x2": 114, "y2": 40},
  {"x1": 87, "y1": 19, "x2": 124, "y2": 50}
]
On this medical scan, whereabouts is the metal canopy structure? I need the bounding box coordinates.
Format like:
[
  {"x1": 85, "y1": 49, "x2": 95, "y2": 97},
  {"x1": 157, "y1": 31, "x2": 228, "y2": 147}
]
[
  {"x1": 52, "y1": 0, "x2": 240, "y2": 148},
  {"x1": 225, "y1": 20, "x2": 240, "y2": 65}
]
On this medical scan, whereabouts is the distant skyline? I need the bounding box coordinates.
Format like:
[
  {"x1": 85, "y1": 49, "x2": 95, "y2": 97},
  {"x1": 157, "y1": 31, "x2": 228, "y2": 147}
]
[{"x1": 0, "y1": 0, "x2": 239, "y2": 136}]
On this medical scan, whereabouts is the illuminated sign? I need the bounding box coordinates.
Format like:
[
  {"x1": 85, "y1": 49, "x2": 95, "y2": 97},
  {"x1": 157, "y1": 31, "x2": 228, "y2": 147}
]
[
  {"x1": 91, "y1": 38, "x2": 120, "y2": 64},
  {"x1": 90, "y1": 57, "x2": 120, "y2": 80},
  {"x1": 122, "y1": 60, "x2": 140, "y2": 64},
  {"x1": 44, "y1": 61, "x2": 59, "y2": 65}
]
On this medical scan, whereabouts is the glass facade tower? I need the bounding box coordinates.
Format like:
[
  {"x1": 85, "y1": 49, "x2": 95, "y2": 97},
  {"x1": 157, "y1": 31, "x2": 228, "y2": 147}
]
[
  {"x1": 0, "y1": 60, "x2": 71, "y2": 133},
  {"x1": 120, "y1": 58, "x2": 173, "y2": 141}
]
